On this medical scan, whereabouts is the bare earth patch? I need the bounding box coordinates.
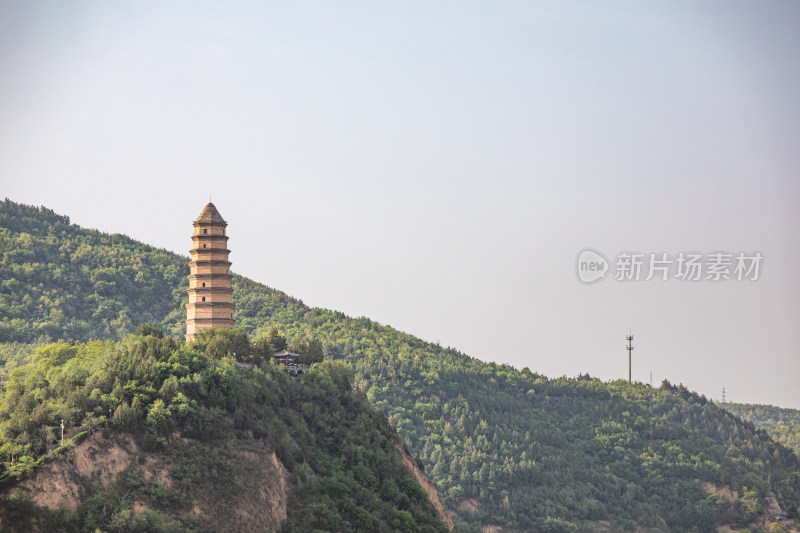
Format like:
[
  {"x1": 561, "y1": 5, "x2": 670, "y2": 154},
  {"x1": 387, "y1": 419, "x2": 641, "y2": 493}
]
[
  {"x1": 141, "y1": 454, "x2": 173, "y2": 489},
  {"x1": 16, "y1": 432, "x2": 140, "y2": 512},
  {"x1": 458, "y1": 497, "x2": 481, "y2": 514},
  {"x1": 701, "y1": 481, "x2": 739, "y2": 502},
  {"x1": 3, "y1": 433, "x2": 291, "y2": 532}
]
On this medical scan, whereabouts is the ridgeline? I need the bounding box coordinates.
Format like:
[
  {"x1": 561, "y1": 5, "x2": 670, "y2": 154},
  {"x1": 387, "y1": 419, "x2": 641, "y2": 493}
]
[
  {"x1": 1, "y1": 199, "x2": 799, "y2": 532},
  {"x1": 723, "y1": 403, "x2": 800, "y2": 457}
]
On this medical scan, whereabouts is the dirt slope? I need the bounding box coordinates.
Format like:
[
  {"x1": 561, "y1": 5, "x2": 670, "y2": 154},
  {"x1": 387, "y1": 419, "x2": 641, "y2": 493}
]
[
  {"x1": 1, "y1": 432, "x2": 290, "y2": 532},
  {"x1": 396, "y1": 443, "x2": 456, "y2": 531}
]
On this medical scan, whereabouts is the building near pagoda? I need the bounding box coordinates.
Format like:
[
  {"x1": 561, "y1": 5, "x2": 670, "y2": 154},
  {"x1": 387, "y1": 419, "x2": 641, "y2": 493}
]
[{"x1": 185, "y1": 202, "x2": 234, "y2": 341}]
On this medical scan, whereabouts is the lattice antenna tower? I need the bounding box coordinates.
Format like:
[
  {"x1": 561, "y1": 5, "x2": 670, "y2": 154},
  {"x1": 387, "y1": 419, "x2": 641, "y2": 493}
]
[{"x1": 626, "y1": 329, "x2": 634, "y2": 383}]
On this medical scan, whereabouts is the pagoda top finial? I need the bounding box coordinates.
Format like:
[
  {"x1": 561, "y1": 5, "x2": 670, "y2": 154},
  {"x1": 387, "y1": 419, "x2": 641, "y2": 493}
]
[{"x1": 194, "y1": 202, "x2": 226, "y2": 225}]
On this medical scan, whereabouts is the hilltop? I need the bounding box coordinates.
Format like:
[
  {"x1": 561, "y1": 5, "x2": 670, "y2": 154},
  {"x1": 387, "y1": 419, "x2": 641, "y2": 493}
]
[
  {"x1": 1, "y1": 198, "x2": 799, "y2": 532},
  {"x1": 0, "y1": 334, "x2": 451, "y2": 532}
]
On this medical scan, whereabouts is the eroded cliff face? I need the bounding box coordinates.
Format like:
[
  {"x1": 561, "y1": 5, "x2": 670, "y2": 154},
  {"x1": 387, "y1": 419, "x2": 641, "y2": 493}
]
[
  {"x1": 15, "y1": 433, "x2": 142, "y2": 512},
  {"x1": 1, "y1": 432, "x2": 290, "y2": 533},
  {"x1": 396, "y1": 443, "x2": 456, "y2": 531},
  {"x1": 2, "y1": 431, "x2": 453, "y2": 533}
]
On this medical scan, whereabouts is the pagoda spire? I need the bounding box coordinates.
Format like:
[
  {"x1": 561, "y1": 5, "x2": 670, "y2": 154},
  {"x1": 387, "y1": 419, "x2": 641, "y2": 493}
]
[{"x1": 185, "y1": 202, "x2": 234, "y2": 341}]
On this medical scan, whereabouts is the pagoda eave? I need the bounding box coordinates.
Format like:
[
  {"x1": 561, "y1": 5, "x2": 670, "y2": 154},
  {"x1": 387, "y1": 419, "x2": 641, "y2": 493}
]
[
  {"x1": 187, "y1": 260, "x2": 232, "y2": 266},
  {"x1": 186, "y1": 302, "x2": 235, "y2": 308}
]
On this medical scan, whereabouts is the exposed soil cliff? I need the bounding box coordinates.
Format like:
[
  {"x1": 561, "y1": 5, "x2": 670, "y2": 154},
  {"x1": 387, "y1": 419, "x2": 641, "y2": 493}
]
[
  {"x1": 396, "y1": 443, "x2": 456, "y2": 531},
  {"x1": 15, "y1": 433, "x2": 141, "y2": 512},
  {"x1": 2, "y1": 432, "x2": 450, "y2": 533},
  {"x1": 1, "y1": 432, "x2": 290, "y2": 532}
]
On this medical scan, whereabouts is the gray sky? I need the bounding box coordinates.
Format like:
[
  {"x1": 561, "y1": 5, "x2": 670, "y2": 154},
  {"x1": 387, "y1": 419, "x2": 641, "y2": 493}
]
[{"x1": 2, "y1": 1, "x2": 799, "y2": 408}]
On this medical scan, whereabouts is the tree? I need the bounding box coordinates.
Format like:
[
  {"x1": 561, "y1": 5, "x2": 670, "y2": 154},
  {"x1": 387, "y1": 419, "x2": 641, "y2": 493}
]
[
  {"x1": 538, "y1": 517, "x2": 578, "y2": 533},
  {"x1": 146, "y1": 399, "x2": 173, "y2": 436},
  {"x1": 251, "y1": 335, "x2": 273, "y2": 360},
  {"x1": 299, "y1": 339, "x2": 324, "y2": 365},
  {"x1": 737, "y1": 487, "x2": 765, "y2": 525},
  {"x1": 134, "y1": 323, "x2": 164, "y2": 338},
  {"x1": 192, "y1": 328, "x2": 250, "y2": 360},
  {"x1": 266, "y1": 327, "x2": 286, "y2": 352},
  {"x1": 288, "y1": 336, "x2": 307, "y2": 355}
]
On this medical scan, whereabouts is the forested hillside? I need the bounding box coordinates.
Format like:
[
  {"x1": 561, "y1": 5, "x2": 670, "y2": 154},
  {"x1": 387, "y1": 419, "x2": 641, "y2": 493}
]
[
  {"x1": 723, "y1": 403, "x2": 800, "y2": 457},
  {"x1": 2, "y1": 199, "x2": 799, "y2": 532},
  {"x1": 0, "y1": 333, "x2": 449, "y2": 532},
  {"x1": 0, "y1": 199, "x2": 187, "y2": 344}
]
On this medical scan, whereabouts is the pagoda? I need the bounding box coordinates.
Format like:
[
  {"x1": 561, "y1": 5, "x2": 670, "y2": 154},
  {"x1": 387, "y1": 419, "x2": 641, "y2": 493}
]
[{"x1": 185, "y1": 202, "x2": 234, "y2": 341}]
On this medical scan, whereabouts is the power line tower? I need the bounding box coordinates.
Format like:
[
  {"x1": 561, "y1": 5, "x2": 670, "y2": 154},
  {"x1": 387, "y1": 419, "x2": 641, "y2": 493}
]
[
  {"x1": 721, "y1": 387, "x2": 726, "y2": 403},
  {"x1": 626, "y1": 330, "x2": 634, "y2": 383}
]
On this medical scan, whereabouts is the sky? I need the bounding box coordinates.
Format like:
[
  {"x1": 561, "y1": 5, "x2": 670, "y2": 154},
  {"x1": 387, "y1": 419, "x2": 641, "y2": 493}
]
[{"x1": 1, "y1": 1, "x2": 799, "y2": 408}]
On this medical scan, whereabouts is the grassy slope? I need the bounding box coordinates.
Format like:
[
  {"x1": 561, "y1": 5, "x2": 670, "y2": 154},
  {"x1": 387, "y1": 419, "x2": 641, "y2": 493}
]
[{"x1": 2, "y1": 199, "x2": 799, "y2": 532}]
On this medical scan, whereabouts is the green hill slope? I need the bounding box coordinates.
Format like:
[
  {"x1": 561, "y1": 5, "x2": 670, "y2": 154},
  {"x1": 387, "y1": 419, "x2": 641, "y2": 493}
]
[
  {"x1": 2, "y1": 199, "x2": 799, "y2": 532},
  {"x1": 0, "y1": 199, "x2": 188, "y2": 344},
  {"x1": 0, "y1": 334, "x2": 450, "y2": 532},
  {"x1": 723, "y1": 403, "x2": 800, "y2": 457}
]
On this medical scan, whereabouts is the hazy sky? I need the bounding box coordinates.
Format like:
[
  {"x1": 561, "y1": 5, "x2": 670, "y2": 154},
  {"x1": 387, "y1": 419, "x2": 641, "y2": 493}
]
[{"x1": 2, "y1": 1, "x2": 799, "y2": 408}]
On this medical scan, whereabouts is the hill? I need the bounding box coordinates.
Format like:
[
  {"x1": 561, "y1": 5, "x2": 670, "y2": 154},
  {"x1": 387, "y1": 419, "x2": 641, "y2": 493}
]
[
  {"x1": 2, "y1": 198, "x2": 799, "y2": 532},
  {"x1": 723, "y1": 403, "x2": 800, "y2": 457},
  {"x1": 0, "y1": 199, "x2": 187, "y2": 345},
  {"x1": 0, "y1": 334, "x2": 451, "y2": 532}
]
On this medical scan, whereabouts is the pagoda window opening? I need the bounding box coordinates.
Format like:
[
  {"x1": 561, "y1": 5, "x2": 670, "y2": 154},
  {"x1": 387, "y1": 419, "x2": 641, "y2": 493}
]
[{"x1": 202, "y1": 297, "x2": 206, "y2": 302}]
